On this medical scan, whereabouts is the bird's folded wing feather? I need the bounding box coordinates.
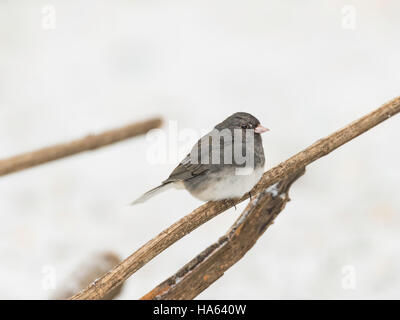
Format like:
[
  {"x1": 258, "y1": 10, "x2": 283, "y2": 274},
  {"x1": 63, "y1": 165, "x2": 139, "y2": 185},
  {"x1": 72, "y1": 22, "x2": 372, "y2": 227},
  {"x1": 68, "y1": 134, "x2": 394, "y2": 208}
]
[
  {"x1": 162, "y1": 129, "x2": 234, "y2": 183},
  {"x1": 162, "y1": 155, "x2": 210, "y2": 183},
  {"x1": 162, "y1": 133, "x2": 218, "y2": 183}
]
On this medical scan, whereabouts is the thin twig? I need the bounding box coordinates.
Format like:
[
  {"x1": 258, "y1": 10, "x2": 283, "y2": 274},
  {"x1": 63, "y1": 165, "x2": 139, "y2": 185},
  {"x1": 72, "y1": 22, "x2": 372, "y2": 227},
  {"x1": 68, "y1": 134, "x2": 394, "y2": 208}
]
[
  {"x1": 71, "y1": 96, "x2": 400, "y2": 300},
  {"x1": 142, "y1": 169, "x2": 305, "y2": 300},
  {"x1": 0, "y1": 117, "x2": 162, "y2": 177}
]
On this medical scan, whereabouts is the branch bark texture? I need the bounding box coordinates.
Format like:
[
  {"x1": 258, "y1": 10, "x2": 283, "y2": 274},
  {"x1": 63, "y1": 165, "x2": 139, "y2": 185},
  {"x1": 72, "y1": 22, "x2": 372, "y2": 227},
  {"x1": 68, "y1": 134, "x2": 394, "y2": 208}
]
[
  {"x1": 142, "y1": 169, "x2": 305, "y2": 300},
  {"x1": 0, "y1": 117, "x2": 162, "y2": 177}
]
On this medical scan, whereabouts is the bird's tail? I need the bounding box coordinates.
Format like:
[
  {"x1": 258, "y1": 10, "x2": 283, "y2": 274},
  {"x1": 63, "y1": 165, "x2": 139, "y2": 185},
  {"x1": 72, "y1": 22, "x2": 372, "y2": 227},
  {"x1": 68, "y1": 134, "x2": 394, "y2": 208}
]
[{"x1": 131, "y1": 183, "x2": 173, "y2": 205}]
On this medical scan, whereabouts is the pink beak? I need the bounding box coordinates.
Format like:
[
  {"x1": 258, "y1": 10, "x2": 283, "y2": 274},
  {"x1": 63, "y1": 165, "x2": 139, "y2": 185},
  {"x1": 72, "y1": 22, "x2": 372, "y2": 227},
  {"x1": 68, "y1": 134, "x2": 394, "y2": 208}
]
[{"x1": 254, "y1": 124, "x2": 270, "y2": 134}]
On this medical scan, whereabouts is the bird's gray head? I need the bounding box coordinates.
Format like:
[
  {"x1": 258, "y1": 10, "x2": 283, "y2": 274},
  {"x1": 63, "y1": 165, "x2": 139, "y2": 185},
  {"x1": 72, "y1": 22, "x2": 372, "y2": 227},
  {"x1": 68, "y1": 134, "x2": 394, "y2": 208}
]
[{"x1": 215, "y1": 112, "x2": 269, "y2": 134}]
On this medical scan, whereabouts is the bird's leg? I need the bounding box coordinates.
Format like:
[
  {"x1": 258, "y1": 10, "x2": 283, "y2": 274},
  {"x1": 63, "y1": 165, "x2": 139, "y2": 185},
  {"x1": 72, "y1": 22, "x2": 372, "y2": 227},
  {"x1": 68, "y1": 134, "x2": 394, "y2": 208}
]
[
  {"x1": 229, "y1": 199, "x2": 237, "y2": 210},
  {"x1": 248, "y1": 191, "x2": 252, "y2": 200}
]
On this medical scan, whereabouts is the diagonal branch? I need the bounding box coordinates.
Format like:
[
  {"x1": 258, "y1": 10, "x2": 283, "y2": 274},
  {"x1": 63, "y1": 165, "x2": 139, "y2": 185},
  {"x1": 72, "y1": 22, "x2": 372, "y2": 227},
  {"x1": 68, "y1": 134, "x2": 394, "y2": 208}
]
[
  {"x1": 0, "y1": 117, "x2": 162, "y2": 177},
  {"x1": 141, "y1": 169, "x2": 305, "y2": 300},
  {"x1": 70, "y1": 96, "x2": 400, "y2": 300}
]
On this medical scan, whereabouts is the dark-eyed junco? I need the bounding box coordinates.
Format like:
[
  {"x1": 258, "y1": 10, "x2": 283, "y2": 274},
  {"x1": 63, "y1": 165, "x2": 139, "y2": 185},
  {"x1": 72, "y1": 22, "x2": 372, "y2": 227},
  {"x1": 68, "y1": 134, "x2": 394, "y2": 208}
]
[{"x1": 132, "y1": 112, "x2": 269, "y2": 204}]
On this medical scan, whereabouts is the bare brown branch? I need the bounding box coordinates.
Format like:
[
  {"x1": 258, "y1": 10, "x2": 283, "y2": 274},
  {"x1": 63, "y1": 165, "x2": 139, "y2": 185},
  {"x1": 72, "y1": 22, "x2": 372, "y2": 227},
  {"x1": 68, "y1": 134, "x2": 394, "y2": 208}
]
[
  {"x1": 0, "y1": 117, "x2": 162, "y2": 177},
  {"x1": 71, "y1": 96, "x2": 400, "y2": 300},
  {"x1": 142, "y1": 169, "x2": 305, "y2": 300}
]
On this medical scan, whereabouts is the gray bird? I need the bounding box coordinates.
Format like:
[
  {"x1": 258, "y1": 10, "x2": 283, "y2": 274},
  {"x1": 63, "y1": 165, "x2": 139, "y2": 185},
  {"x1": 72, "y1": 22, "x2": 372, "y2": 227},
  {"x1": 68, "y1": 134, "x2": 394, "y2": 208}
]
[{"x1": 132, "y1": 112, "x2": 269, "y2": 204}]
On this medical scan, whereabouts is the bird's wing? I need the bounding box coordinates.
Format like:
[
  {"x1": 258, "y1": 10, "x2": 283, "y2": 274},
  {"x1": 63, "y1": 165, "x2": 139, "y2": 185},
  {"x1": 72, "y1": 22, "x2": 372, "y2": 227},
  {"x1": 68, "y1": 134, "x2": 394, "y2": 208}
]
[
  {"x1": 162, "y1": 128, "x2": 237, "y2": 183},
  {"x1": 162, "y1": 154, "x2": 210, "y2": 183},
  {"x1": 162, "y1": 132, "x2": 218, "y2": 183}
]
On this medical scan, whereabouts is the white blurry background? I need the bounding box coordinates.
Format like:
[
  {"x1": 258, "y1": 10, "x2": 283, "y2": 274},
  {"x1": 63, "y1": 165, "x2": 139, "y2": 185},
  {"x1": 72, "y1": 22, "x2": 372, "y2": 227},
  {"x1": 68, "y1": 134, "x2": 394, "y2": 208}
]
[{"x1": 0, "y1": 0, "x2": 400, "y2": 299}]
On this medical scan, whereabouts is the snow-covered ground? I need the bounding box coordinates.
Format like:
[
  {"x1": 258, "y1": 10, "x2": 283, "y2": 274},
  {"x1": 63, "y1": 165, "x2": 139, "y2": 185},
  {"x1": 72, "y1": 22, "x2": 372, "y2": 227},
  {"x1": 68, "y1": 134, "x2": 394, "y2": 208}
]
[{"x1": 0, "y1": 1, "x2": 399, "y2": 299}]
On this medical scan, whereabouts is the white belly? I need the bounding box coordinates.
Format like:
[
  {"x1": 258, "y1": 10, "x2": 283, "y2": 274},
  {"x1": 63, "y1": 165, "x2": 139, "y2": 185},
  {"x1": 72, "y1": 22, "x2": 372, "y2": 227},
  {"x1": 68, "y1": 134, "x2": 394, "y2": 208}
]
[{"x1": 193, "y1": 167, "x2": 264, "y2": 201}]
